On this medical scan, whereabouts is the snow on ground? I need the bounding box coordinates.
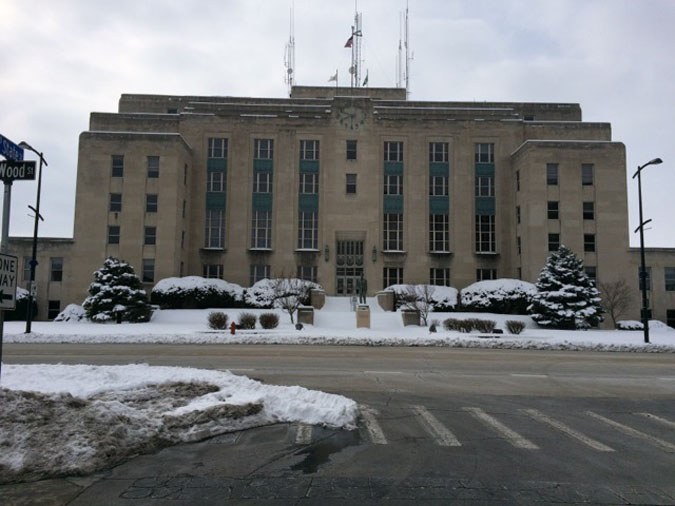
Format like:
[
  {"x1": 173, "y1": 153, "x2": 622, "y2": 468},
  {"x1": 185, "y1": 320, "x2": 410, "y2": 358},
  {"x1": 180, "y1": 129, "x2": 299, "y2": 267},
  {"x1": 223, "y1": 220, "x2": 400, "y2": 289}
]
[
  {"x1": 0, "y1": 363, "x2": 357, "y2": 484},
  {"x1": 4, "y1": 296, "x2": 674, "y2": 352}
]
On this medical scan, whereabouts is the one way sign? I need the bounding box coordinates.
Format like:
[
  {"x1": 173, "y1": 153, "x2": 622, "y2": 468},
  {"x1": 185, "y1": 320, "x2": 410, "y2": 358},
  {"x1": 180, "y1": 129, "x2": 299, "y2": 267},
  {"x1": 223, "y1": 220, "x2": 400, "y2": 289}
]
[{"x1": 0, "y1": 253, "x2": 18, "y2": 310}]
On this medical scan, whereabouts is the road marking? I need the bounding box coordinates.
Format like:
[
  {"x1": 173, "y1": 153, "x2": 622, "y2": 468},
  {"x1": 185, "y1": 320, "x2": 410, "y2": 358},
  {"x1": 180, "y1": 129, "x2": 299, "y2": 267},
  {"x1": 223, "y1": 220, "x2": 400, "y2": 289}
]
[
  {"x1": 586, "y1": 411, "x2": 675, "y2": 452},
  {"x1": 636, "y1": 412, "x2": 675, "y2": 429},
  {"x1": 463, "y1": 407, "x2": 539, "y2": 450},
  {"x1": 364, "y1": 370, "x2": 403, "y2": 374},
  {"x1": 295, "y1": 423, "x2": 312, "y2": 445},
  {"x1": 511, "y1": 374, "x2": 548, "y2": 378},
  {"x1": 523, "y1": 409, "x2": 614, "y2": 452},
  {"x1": 359, "y1": 405, "x2": 388, "y2": 445},
  {"x1": 411, "y1": 405, "x2": 461, "y2": 447}
]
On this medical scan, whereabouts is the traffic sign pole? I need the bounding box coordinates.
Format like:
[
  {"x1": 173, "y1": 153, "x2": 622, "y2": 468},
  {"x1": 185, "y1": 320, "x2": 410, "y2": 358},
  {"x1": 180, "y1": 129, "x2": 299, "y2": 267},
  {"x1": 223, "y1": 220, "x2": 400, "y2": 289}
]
[{"x1": 0, "y1": 180, "x2": 10, "y2": 379}]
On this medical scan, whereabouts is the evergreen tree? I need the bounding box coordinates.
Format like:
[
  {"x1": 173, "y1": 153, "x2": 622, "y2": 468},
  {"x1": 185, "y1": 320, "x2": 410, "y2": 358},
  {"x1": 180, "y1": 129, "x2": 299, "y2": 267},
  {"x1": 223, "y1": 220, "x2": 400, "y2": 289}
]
[
  {"x1": 83, "y1": 257, "x2": 152, "y2": 323},
  {"x1": 527, "y1": 245, "x2": 604, "y2": 329}
]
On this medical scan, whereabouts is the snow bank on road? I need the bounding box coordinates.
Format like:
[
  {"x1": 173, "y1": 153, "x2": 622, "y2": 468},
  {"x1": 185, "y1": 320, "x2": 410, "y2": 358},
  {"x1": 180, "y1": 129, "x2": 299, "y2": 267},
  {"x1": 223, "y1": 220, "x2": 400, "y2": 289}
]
[{"x1": 0, "y1": 364, "x2": 357, "y2": 484}]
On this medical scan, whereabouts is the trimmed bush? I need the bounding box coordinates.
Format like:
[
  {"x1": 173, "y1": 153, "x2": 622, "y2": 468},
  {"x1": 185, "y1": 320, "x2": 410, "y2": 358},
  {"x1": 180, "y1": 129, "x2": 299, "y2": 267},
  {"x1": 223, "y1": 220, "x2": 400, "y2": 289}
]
[
  {"x1": 460, "y1": 279, "x2": 536, "y2": 314},
  {"x1": 207, "y1": 311, "x2": 229, "y2": 330},
  {"x1": 473, "y1": 319, "x2": 497, "y2": 333},
  {"x1": 506, "y1": 320, "x2": 526, "y2": 334},
  {"x1": 238, "y1": 312, "x2": 257, "y2": 330},
  {"x1": 616, "y1": 320, "x2": 643, "y2": 331},
  {"x1": 152, "y1": 276, "x2": 245, "y2": 309},
  {"x1": 443, "y1": 318, "x2": 460, "y2": 331},
  {"x1": 457, "y1": 320, "x2": 473, "y2": 333},
  {"x1": 259, "y1": 312, "x2": 279, "y2": 329}
]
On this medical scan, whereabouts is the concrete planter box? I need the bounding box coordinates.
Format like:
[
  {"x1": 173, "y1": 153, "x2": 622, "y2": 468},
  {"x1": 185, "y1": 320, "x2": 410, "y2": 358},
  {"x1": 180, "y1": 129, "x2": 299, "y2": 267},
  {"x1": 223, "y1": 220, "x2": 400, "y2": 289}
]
[
  {"x1": 310, "y1": 289, "x2": 326, "y2": 309},
  {"x1": 376, "y1": 290, "x2": 395, "y2": 311},
  {"x1": 356, "y1": 304, "x2": 371, "y2": 328},
  {"x1": 401, "y1": 309, "x2": 420, "y2": 326},
  {"x1": 297, "y1": 306, "x2": 314, "y2": 325}
]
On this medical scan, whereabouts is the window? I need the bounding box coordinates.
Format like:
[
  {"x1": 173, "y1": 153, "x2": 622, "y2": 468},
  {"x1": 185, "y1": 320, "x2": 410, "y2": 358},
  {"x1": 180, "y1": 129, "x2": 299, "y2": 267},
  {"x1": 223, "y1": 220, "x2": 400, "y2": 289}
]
[
  {"x1": 475, "y1": 176, "x2": 494, "y2": 197},
  {"x1": 346, "y1": 140, "x2": 357, "y2": 160},
  {"x1": 384, "y1": 174, "x2": 403, "y2": 195},
  {"x1": 516, "y1": 205, "x2": 521, "y2": 224},
  {"x1": 181, "y1": 230, "x2": 185, "y2": 249},
  {"x1": 297, "y1": 265, "x2": 317, "y2": 283},
  {"x1": 517, "y1": 267, "x2": 522, "y2": 279},
  {"x1": 299, "y1": 173, "x2": 318, "y2": 194},
  {"x1": 300, "y1": 140, "x2": 319, "y2": 161},
  {"x1": 250, "y1": 264, "x2": 270, "y2": 286},
  {"x1": 547, "y1": 201, "x2": 559, "y2": 220},
  {"x1": 23, "y1": 256, "x2": 31, "y2": 281},
  {"x1": 430, "y1": 268, "x2": 450, "y2": 286},
  {"x1": 429, "y1": 175, "x2": 448, "y2": 196},
  {"x1": 253, "y1": 172, "x2": 272, "y2": 193},
  {"x1": 146, "y1": 194, "x2": 158, "y2": 213},
  {"x1": 585, "y1": 266, "x2": 597, "y2": 284},
  {"x1": 638, "y1": 266, "x2": 651, "y2": 291},
  {"x1": 429, "y1": 142, "x2": 448, "y2": 163},
  {"x1": 346, "y1": 173, "x2": 357, "y2": 194},
  {"x1": 47, "y1": 300, "x2": 61, "y2": 320},
  {"x1": 474, "y1": 143, "x2": 494, "y2": 164},
  {"x1": 50, "y1": 257, "x2": 63, "y2": 282},
  {"x1": 665, "y1": 267, "x2": 675, "y2": 291},
  {"x1": 203, "y1": 264, "x2": 223, "y2": 279},
  {"x1": 582, "y1": 164, "x2": 594, "y2": 185},
  {"x1": 207, "y1": 171, "x2": 225, "y2": 192},
  {"x1": 547, "y1": 163, "x2": 558, "y2": 185},
  {"x1": 205, "y1": 209, "x2": 224, "y2": 248},
  {"x1": 254, "y1": 139, "x2": 274, "y2": 159},
  {"x1": 180, "y1": 261, "x2": 184, "y2": 277},
  {"x1": 476, "y1": 269, "x2": 496, "y2": 281},
  {"x1": 251, "y1": 210, "x2": 272, "y2": 249},
  {"x1": 384, "y1": 141, "x2": 403, "y2": 162},
  {"x1": 548, "y1": 233, "x2": 560, "y2": 252},
  {"x1": 517, "y1": 236, "x2": 521, "y2": 255},
  {"x1": 208, "y1": 138, "x2": 228, "y2": 158},
  {"x1": 111, "y1": 155, "x2": 124, "y2": 177},
  {"x1": 383, "y1": 213, "x2": 403, "y2": 251},
  {"x1": 516, "y1": 170, "x2": 520, "y2": 191},
  {"x1": 298, "y1": 211, "x2": 318, "y2": 249},
  {"x1": 109, "y1": 193, "x2": 122, "y2": 212},
  {"x1": 144, "y1": 226, "x2": 156, "y2": 245},
  {"x1": 583, "y1": 201, "x2": 594, "y2": 220},
  {"x1": 147, "y1": 156, "x2": 159, "y2": 178},
  {"x1": 142, "y1": 258, "x2": 154, "y2": 283},
  {"x1": 667, "y1": 309, "x2": 675, "y2": 329},
  {"x1": 429, "y1": 214, "x2": 449, "y2": 252},
  {"x1": 184, "y1": 164, "x2": 188, "y2": 185},
  {"x1": 108, "y1": 225, "x2": 120, "y2": 245},
  {"x1": 475, "y1": 215, "x2": 496, "y2": 253},
  {"x1": 584, "y1": 233, "x2": 596, "y2": 252},
  {"x1": 383, "y1": 267, "x2": 403, "y2": 289}
]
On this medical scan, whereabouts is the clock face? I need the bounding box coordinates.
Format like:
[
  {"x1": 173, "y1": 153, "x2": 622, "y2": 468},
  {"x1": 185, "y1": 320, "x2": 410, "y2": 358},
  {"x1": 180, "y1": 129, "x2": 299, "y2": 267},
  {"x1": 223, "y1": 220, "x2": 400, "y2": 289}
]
[{"x1": 337, "y1": 106, "x2": 366, "y2": 130}]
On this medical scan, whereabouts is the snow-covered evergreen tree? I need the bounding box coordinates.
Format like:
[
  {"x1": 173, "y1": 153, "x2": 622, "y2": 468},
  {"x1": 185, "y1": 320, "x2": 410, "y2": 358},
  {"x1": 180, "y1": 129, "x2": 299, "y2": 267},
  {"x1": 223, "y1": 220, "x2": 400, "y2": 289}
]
[
  {"x1": 527, "y1": 245, "x2": 604, "y2": 329},
  {"x1": 83, "y1": 257, "x2": 152, "y2": 323}
]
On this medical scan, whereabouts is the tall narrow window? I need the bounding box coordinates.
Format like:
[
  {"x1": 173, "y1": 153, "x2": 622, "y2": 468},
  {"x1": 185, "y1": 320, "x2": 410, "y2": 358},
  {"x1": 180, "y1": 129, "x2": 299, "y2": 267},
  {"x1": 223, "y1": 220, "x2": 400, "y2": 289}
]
[
  {"x1": 383, "y1": 214, "x2": 403, "y2": 251},
  {"x1": 297, "y1": 265, "x2": 317, "y2": 283},
  {"x1": 108, "y1": 225, "x2": 120, "y2": 245},
  {"x1": 147, "y1": 156, "x2": 159, "y2": 178},
  {"x1": 205, "y1": 209, "x2": 224, "y2": 248},
  {"x1": 665, "y1": 267, "x2": 675, "y2": 291},
  {"x1": 23, "y1": 256, "x2": 31, "y2": 281},
  {"x1": 429, "y1": 214, "x2": 449, "y2": 252},
  {"x1": 345, "y1": 173, "x2": 357, "y2": 194},
  {"x1": 475, "y1": 215, "x2": 496, "y2": 253},
  {"x1": 251, "y1": 210, "x2": 272, "y2": 249},
  {"x1": 254, "y1": 139, "x2": 274, "y2": 159},
  {"x1": 50, "y1": 257, "x2": 63, "y2": 282},
  {"x1": 548, "y1": 233, "x2": 560, "y2": 252},
  {"x1": 384, "y1": 141, "x2": 403, "y2": 162},
  {"x1": 299, "y1": 173, "x2": 318, "y2": 194},
  {"x1": 144, "y1": 226, "x2": 156, "y2": 245},
  {"x1": 517, "y1": 236, "x2": 521, "y2": 255},
  {"x1": 253, "y1": 172, "x2": 272, "y2": 193},
  {"x1": 146, "y1": 194, "x2": 158, "y2": 213},
  {"x1": 384, "y1": 174, "x2": 403, "y2": 195},
  {"x1": 516, "y1": 205, "x2": 521, "y2": 224},
  {"x1": 547, "y1": 201, "x2": 559, "y2": 220},
  {"x1": 142, "y1": 259, "x2": 155, "y2": 283},
  {"x1": 208, "y1": 138, "x2": 228, "y2": 158},
  {"x1": 250, "y1": 264, "x2": 270, "y2": 285},
  {"x1": 109, "y1": 193, "x2": 122, "y2": 212},
  {"x1": 346, "y1": 140, "x2": 357, "y2": 160},
  {"x1": 300, "y1": 140, "x2": 319, "y2": 160},
  {"x1": 203, "y1": 264, "x2": 223, "y2": 279},
  {"x1": 475, "y1": 176, "x2": 495, "y2": 197},
  {"x1": 383, "y1": 267, "x2": 403, "y2": 288},
  {"x1": 582, "y1": 164, "x2": 594, "y2": 185},
  {"x1": 47, "y1": 300, "x2": 61, "y2": 320},
  {"x1": 429, "y1": 142, "x2": 448, "y2": 162},
  {"x1": 298, "y1": 211, "x2": 318, "y2": 249},
  {"x1": 547, "y1": 163, "x2": 558, "y2": 185},
  {"x1": 111, "y1": 155, "x2": 124, "y2": 177},
  {"x1": 475, "y1": 143, "x2": 494, "y2": 163},
  {"x1": 207, "y1": 171, "x2": 224, "y2": 192},
  {"x1": 429, "y1": 175, "x2": 448, "y2": 196},
  {"x1": 516, "y1": 170, "x2": 520, "y2": 191},
  {"x1": 430, "y1": 268, "x2": 450, "y2": 286},
  {"x1": 584, "y1": 234, "x2": 596, "y2": 252},
  {"x1": 583, "y1": 201, "x2": 595, "y2": 220},
  {"x1": 585, "y1": 266, "x2": 597, "y2": 284},
  {"x1": 476, "y1": 269, "x2": 497, "y2": 281}
]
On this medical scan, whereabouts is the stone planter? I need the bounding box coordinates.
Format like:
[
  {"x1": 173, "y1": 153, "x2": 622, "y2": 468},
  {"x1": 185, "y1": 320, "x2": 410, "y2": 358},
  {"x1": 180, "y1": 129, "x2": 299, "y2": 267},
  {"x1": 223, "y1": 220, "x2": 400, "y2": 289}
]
[
  {"x1": 401, "y1": 309, "x2": 420, "y2": 326},
  {"x1": 310, "y1": 289, "x2": 326, "y2": 309},
  {"x1": 376, "y1": 290, "x2": 395, "y2": 311},
  {"x1": 297, "y1": 306, "x2": 314, "y2": 325},
  {"x1": 356, "y1": 304, "x2": 371, "y2": 328}
]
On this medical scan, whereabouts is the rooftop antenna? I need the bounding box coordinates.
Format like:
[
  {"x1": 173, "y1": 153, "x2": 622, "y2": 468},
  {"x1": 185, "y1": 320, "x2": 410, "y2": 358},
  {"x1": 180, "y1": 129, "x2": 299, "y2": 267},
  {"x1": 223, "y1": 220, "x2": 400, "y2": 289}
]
[
  {"x1": 396, "y1": 12, "x2": 403, "y2": 88},
  {"x1": 348, "y1": 1, "x2": 363, "y2": 88},
  {"x1": 284, "y1": 1, "x2": 295, "y2": 96},
  {"x1": 404, "y1": 1, "x2": 412, "y2": 99}
]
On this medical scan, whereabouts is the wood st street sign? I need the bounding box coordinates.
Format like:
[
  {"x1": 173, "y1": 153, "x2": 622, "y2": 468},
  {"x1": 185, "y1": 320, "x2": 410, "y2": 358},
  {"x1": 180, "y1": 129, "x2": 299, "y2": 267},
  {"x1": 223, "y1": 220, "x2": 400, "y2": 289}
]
[
  {"x1": 0, "y1": 253, "x2": 18, "y2": 310},
  {"x1": 0, "y1": 160, "x2": 36, "y2": 182}
]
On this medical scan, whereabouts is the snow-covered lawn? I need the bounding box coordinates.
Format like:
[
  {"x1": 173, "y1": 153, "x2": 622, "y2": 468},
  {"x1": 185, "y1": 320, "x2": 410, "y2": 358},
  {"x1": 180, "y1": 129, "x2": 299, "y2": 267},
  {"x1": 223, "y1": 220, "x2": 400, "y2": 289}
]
[{"x1": 0, "y1": 363, "x2": 357, "y2": 484}]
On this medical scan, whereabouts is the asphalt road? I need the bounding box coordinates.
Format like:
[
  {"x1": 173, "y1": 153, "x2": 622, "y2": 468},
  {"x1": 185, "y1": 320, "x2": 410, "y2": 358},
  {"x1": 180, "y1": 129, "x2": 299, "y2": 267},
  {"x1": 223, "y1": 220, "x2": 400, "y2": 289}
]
[{"x1": 2, "y1": 344, "x2": 675, "y2": 505}]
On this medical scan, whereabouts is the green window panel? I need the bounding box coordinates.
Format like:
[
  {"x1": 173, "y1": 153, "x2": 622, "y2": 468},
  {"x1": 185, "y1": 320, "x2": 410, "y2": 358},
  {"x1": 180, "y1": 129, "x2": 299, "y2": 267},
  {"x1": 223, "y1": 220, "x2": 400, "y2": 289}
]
[
  {"x1": 384, "y1": 161, "x2": 404, "y2": 175},
  {"x1": 475, "y1": 163, "x2": 495, "y2": 177},
  {"x1": 206, "y1": 192, "x2": 226, "y2": 209},
  {"x1": 429, "y1": 196, "x2": 449, "y2": 214},
  {"x1": 207, "y1": 158, "x2": 227, "y2": 171},
  {"x1": 429, "y1": 162, "x2": 449, "y2": 177},
  {"x1": 299, "y1": 194, "x2": 319, "y2": 212},
  {"x1": 252, "y1": 193, "x2": 273, "y2": 211},
  {"x1": 475, "y1": 197, "x2": 495, "y2": 216},
  {"x1": 299, "y1": 160, "x2": 320, "y2": 173},
  {"x1": 384, "y1": 195, "x2": 404, "y2": 213},
  {"x1": 254, "y1": 159, "x2": 274, "y2": 172}
]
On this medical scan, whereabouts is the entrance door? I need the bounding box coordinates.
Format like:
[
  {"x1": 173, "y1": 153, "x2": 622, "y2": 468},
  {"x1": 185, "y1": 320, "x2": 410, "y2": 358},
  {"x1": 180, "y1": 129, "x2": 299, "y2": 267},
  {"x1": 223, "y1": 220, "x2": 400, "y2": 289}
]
[{"x1": 336, "y1": 240, "x2": 364, "y2": 295}]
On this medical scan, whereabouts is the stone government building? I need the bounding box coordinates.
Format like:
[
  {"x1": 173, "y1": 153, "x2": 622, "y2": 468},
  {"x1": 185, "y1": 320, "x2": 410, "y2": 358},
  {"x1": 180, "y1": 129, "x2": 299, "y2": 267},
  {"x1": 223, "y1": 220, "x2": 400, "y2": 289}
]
[{"x1": 10, "y1": 86, "x2": 675, "y2": 327}]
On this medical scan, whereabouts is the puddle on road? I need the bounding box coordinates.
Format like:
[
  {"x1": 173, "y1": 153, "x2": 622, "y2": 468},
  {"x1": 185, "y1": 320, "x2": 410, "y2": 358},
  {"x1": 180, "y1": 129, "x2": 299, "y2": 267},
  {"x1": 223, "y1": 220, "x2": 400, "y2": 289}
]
[{"x1": 291, "y1": 429, "x2": 361, "y2": 474}]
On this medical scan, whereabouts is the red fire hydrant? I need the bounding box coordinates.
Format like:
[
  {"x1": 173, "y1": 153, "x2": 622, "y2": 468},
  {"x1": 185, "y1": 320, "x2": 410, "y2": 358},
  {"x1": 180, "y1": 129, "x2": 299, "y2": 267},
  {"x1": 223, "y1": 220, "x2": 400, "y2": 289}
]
[{"x1": 230, "y1": 321, "x2": 236, "y2": 335}]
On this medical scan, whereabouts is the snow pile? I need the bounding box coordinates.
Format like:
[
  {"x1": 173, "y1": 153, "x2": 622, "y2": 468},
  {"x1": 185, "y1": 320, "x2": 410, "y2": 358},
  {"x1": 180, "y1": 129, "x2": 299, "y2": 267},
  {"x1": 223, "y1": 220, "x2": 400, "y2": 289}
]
[
  {"x1": 618, "y1": 320, "x2": 675, "y2": 332},
  {"x1": 15, "y1": 287, "x2": 29, "y2": 300},
  {"x1": 386, "y1": 284, "x2": 458, "y2": 311},
  {"x1": 54, "y1": 304, "x2": 87, "y2": 322},
  {"x1": 152, "y1": 276, "x2": 245, "y2": 309},
  {"x1": 460, "y1": 279, "x2": 536, "y2": 314},
  {"x1": 0, "y1": 364, "x2": 357, "y2": 484}
]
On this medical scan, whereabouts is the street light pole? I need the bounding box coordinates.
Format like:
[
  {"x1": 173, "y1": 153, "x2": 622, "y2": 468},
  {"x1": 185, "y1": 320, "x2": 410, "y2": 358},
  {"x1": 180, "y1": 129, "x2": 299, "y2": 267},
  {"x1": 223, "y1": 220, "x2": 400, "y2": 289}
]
[
  {"x1": 18, "y1": 141, "x2": 47, "y2": 334},
  {"x1": 632, "y1": 157, "x2": 663, "y2": 344}
]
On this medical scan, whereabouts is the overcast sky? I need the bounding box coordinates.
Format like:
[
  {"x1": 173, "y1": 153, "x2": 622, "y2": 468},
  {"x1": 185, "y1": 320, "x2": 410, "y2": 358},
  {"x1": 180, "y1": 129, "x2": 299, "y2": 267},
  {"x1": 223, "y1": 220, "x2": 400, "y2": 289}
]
[{"x1": 1, "y1": 0, "x2": 673, "y2": 247}]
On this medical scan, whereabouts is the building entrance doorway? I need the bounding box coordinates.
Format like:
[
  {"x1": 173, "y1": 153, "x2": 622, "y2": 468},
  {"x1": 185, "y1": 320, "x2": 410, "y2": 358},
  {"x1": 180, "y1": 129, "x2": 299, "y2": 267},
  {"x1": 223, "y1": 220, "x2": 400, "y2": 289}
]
[{"x1": 336, "y1": 240, "x2": 364, "y2": 295}]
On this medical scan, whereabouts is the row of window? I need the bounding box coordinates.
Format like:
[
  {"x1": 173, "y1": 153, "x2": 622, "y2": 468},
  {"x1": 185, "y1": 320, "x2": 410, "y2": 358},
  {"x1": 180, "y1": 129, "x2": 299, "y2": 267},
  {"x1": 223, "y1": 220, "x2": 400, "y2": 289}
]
[
  {"x1": 107, "y1": 226, "x2": 156, "y2": 245},
  {"x1": 111, "y1": 155, "x2": 160, "y2": 178},
  {"x1": 22, "y1": 257, "x2": 62, "y2": 282},
  {"x1": 639, "y1": 267, "x2": 675, "y2": 292},
  {"x1": 543, "y1": 233, "x2": 597, "y2": 253},
  {"x1": 110, "y1": 194, "x2": 158, "y2": 213},
  {"x1": 545, "y1": 163, "x2": 594, "y2": 186}
]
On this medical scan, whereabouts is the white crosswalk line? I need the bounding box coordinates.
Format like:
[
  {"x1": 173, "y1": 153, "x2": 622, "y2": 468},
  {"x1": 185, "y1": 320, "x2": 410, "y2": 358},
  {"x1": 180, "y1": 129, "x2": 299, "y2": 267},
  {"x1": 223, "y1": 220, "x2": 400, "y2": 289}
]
[
  {"x1": 359, "y1": 405, "x2": 388, "y2": 445},
  {"x1": 463, "y1": 407, "x2": 539, "y2": 450},
  {"x1": 295, "y1": 423, "x2": 312, "y2": 445},
  {"x1": 587, "y1": 411, "x2": 675, "y2": 452},
  {"x1": 523, "y1": 409, "x2": 614, "y2": 452},
  {"x1": 635, "y1": 412, "x2": 675, "y2": 429},
  {"x1": 411, "y1": 405, "x2": 461, "y2": 447}
]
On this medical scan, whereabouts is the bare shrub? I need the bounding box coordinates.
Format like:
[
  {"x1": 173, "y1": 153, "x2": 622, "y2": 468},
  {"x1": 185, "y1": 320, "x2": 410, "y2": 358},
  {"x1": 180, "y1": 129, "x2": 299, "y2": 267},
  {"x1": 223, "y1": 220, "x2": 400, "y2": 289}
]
[
  {"x1": 599, "y1": 279, "x2": 634, "y2": 328},
  {"x1": 473, "y1": 319, "x2": 497, "y2": 333},
  {"x1": 237, "y1": 312, "x2": 257, "y2": 330},
  {"x1": 400, "y1": 284, "x2": 436, "y2": 326},
  {"x1": 443, "y1": 318, "x2": 461, "y2": 331},
  {"x1": 506, "y1": 320, "x2": 526, "y2": 334},
  {"x1": 259, "y1": 312, "x2": 279, "y2": 329},
  {"x1": 457, "y1": 320, "x2": 474, "y2": 333},
  {"x1": 207, "y1": 312, "x2": 229, "y2": 330}
]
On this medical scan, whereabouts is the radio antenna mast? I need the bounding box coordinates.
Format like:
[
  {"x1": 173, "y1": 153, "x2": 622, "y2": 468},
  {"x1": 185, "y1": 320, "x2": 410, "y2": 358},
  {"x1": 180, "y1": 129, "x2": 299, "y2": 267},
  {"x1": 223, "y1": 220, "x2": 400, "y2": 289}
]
[
  {"x1": 349, "y1": 1, "x2": 363, "y2": 87},
  {"x1": 404, "y1": 1, "x2": 412, "y2": 99},
  {"x1": 284, "y1": 2, "x2": 296, "y2": 96}
]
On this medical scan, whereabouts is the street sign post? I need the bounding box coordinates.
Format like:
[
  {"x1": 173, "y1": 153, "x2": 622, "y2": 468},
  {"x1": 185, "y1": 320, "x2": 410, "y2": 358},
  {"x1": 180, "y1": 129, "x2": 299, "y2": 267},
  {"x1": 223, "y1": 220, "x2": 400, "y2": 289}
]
[
  {"x1": 0, "y1": 253, "x2": 18, "y2": 310},
  {"x1": 0, "y1": 134, "x2": 24, "y2": 161},
  {"x1": 0, "y1": 160, "x2": 36, "y2": 182}
]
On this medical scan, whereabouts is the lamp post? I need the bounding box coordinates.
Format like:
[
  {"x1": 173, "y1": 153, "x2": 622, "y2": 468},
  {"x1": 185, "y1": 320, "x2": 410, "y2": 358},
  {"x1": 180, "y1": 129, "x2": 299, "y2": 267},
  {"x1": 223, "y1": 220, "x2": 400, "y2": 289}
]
[
  {"x1": 632, "y1": 157, "x2": 662, "y2": 344},
  {"x1": 18, "y1": 141, "x2": 47, "y2": 334}
]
